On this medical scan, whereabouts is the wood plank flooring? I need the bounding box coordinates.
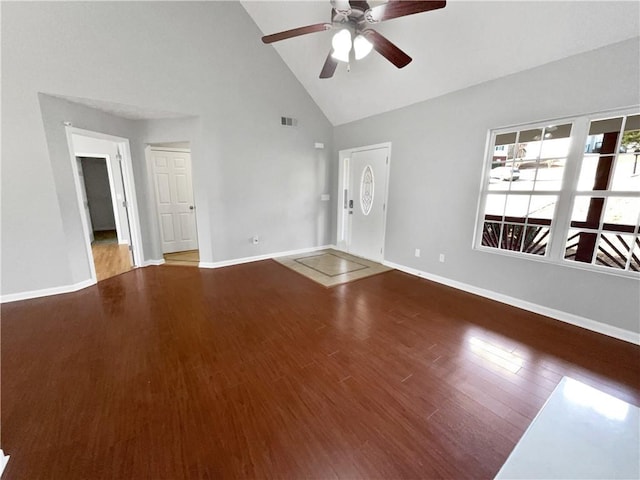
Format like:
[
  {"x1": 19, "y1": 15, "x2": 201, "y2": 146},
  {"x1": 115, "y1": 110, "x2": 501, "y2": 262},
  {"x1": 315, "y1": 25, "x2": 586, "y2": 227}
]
[
  {"x1": 1, "y1": 261, "x2": 639, "y2": 479},
  {"x1": 91, "y1": 243, "x2": 132, "y2": 281},
  {"x1": 163, "y1": 249, "x2": 200, "y2": 267}
]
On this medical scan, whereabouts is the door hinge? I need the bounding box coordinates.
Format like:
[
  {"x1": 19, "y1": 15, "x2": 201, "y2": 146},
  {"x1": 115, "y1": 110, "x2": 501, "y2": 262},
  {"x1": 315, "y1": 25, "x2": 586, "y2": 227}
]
[
  {"x1": 383, "y1": 203, "x2": 386, "y2": 211},
  {"x1": 128, "y1": 244, "x2": 133, "y2": 251},
  {"x1": 122, "y1": 200, "x2": 128, "y2": 208},
  {"x1": 386, "y1": 156, "x2": 389, "y2": 164}
]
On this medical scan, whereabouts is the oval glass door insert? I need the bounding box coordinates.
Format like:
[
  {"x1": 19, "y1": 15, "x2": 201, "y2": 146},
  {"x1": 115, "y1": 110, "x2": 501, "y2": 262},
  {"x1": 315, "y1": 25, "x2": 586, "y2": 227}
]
[{"x1": 360, "y1": 165, "x2": 374, "y2": 215}]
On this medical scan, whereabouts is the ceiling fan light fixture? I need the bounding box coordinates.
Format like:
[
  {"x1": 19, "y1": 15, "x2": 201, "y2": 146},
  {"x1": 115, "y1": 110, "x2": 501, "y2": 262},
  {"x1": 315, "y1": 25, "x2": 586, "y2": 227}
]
[
  {"x1": 331, "y1": 29, "x2": 352, "y2": 62},
  {"x1": 331, "y1": 48, "x2": 350, "y2": 63},
  {"x1": 353, "y1": 34, "x2": 373, "y2": 60}
]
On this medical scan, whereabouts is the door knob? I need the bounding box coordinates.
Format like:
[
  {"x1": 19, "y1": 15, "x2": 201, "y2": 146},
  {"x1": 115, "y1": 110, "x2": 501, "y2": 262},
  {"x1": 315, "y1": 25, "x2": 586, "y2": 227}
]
[{"x1": 189, "y1": 205, "x2": 195, "y2": 210}]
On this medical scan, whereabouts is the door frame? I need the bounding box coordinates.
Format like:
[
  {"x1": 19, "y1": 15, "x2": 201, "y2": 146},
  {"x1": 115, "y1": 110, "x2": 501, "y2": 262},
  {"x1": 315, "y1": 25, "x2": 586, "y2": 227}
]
[
  {"x1": 146, "y1": 145, "x2": 198, "y2": 255},
  {"x1": 66, "y1": 126, "x2": 144, "y2": 283},
  {"x1": 336, "y1": 142, "x2": 392, "y2": 260}
]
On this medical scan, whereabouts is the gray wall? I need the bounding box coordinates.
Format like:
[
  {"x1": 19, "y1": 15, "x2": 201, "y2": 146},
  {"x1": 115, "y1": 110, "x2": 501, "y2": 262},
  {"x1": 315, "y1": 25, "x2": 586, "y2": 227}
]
[
  {"x1": 80, "y1": 158, "x2": 116, "y2": 232},
  {"x1": 2, "y1": 2, "x2": 333, "y2": 295},
  {"x1": 334, "y1": 38, "x2": 640, "y2": 334}
]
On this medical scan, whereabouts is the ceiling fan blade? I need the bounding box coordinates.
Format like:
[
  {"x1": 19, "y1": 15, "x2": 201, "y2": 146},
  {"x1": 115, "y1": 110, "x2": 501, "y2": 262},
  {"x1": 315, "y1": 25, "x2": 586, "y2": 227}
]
[
  {"x1": 362, "y1": 29, "x2": 412, "y2": 68},
  {"x1": 320, "y1": 52, "x2": 338, "y2": 78},
  {"x1": 365, "y1": 0, "x2": 446, "y2": 23},
  {"x1": 262, "y1": 23, "x2": 332, "y2": 44},
  {"x1": 319, "y1": 51, "x2": 339, "y2": 79}
]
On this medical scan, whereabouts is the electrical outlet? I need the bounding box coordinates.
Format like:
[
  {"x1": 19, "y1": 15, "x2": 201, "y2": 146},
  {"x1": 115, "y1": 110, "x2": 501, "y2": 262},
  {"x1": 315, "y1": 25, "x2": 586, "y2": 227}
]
[
  {"x1": 439, "y1": 253, "x2": 445, "y2": 263},
  {"x1": 252, "y1": 236, "x2": 259, "y2": 245},
  {"x1": 414, "y1": 248, "x2": 421, "y2": 258}
]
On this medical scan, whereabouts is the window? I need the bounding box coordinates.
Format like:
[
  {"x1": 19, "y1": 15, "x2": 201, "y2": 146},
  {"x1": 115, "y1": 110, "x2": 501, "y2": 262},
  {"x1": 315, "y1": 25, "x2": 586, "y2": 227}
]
[
  {"x1": 476, "y1": 109, "x2": 640, "y2": 275},
  {"x1": 565, "y1": 114, "x2": 640, "y2": 271}
]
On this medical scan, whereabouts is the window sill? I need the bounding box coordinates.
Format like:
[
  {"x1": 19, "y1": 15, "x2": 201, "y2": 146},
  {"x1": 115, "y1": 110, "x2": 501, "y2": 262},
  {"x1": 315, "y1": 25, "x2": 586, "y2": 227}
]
[{"x1": 474, "y1": 245, "x2": 640, "y2": 280}]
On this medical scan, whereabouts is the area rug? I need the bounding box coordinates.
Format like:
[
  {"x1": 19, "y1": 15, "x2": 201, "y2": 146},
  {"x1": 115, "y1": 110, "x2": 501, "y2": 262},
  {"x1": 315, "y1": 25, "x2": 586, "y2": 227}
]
[{"x1": 274, "y1": 249, "x2": 392, "y2": 287}]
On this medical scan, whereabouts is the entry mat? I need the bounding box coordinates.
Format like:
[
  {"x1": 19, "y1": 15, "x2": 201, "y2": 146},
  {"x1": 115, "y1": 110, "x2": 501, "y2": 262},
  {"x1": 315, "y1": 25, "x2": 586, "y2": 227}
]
[{"x1": 274, "y1": 249, "x2": 392, "y2": 287}]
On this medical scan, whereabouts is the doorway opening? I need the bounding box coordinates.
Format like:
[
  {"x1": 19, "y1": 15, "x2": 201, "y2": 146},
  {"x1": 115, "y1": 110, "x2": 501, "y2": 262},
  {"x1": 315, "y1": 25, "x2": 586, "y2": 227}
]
[
  {"x1": 336, "y1": 143, "x2": 391, "y2": 263},
  {"x1": 77, "y1": 156, "x2": 133, "y2": 281},
  {"x1": 67, "y1": 127, "x2": 144, "y2": 284},
  {"x1": 148, "y1": 144, "x2": 200, "y2": 266}
]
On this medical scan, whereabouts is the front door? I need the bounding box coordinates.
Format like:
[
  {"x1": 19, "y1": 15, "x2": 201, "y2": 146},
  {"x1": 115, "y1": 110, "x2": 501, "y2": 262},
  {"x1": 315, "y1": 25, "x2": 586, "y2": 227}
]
[
  {"x1": 347, "y1": 146, "x2": 390, "y2": 262},
  {"x1": 151, "y1": 150, "x2": 198, "y2": 253}
]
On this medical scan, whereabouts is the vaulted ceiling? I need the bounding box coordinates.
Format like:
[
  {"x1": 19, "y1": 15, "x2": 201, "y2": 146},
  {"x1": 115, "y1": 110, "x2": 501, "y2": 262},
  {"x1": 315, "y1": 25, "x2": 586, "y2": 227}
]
[{"x1": 242, "y1": 1, "x2": 640, "y2": 125}]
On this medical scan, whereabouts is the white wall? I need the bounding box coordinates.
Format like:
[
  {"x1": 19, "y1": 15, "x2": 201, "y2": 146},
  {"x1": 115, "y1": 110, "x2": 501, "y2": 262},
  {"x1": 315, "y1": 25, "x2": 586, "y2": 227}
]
[
  {"x1": 334, "y1": 38, "x2": 640, "y2": 335},
  {"x1": 1, "y1": 2, "x2": 333, "y2": 296}
]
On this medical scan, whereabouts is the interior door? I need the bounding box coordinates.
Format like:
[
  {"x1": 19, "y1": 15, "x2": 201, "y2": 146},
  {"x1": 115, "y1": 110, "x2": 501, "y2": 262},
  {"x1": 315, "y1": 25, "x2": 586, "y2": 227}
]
[
  {"x1": 347, "y1": 146, "x2": 390, "y2": 262},
  {"x1": 151, "y1": 150, "x2": 198, "y2": 254},
  {"x1": 76, "y1": 158, "x2": 94, "y2": 243}
]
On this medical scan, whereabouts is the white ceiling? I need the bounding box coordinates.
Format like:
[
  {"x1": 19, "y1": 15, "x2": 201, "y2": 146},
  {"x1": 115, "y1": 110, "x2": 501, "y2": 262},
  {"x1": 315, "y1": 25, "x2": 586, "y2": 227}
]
[{"x1": 242, "y1": 1, "x2": 640, "y2": 126}]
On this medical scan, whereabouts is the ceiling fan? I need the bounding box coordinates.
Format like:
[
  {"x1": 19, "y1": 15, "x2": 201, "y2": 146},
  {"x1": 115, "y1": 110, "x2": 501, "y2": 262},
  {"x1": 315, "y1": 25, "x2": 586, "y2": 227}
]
[{"x1": 261, "y1": 0, "x2": 446, "y2": 79}]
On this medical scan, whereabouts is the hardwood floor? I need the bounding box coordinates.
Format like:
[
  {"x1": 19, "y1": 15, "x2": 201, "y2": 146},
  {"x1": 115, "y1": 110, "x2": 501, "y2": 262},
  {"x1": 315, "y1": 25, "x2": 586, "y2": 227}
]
[
  {"x1": 91, "y1": 243, "x2": 132, "y2": 281},
  {"x1": 163, "y1": 249, "x2": 200, "y2": 267},
  {"x1": 1, "y1": 261, "x2": 638, "y2": 479}
]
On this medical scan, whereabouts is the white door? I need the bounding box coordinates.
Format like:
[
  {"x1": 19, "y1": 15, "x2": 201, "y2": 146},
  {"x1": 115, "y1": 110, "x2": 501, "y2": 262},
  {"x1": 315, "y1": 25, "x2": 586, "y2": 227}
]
[
  {"x1": 76, "y1": 158, "x2": 95, "y2": 243},
  {"x1": 347, "y1": 146, "x2": 390, "y2": 262},
  {"x1": 151, "y1": 150, "x2": 198, "y2": 253}
]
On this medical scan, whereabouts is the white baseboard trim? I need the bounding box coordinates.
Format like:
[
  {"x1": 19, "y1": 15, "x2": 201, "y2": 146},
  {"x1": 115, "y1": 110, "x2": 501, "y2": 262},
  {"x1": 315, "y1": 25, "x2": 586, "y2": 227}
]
[
  {"x1": 199, "y1": 245, "x2": 336, "y2": 269},
  {"x1": 0, "y1": 278, "x2": 96, "y2": 304},
  {"x1": 0, "y1": 450, "x2": 9, "y2": 477},
  {"x1": 142, "y1": 258, "x2": 165, "y2": 266},
  {"x1": 383, "y1": 260, "x2": 640, "y2": 346}
]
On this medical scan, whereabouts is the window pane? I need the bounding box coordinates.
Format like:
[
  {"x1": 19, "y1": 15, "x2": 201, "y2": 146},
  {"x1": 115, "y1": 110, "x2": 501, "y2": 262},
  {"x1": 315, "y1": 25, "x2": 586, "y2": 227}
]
[
  {"x1": 571, "y1": 195, "x2": 604, "y2": 228},
  {"x1": 488, "y1": 160, "x2": 519, "y2": 191},
  {"x1": 492, "y1": 137, "x2": 515, "y2": 167},
  {"x1": 500, "y1": 223, "x2": 525, "y2": 252},
  {"x1": 564, "y1": 229, "x2": 581, "y2": 261},
  {"x1": 533, "y1": 158, "x2": 566, "y2": 191},
  {"x1": 584, "y1": 134, "x2": 604, "y2": 154},
  {"x1": 484, "y1": 194, "x2": 506, "y2": 219},
  {"x1": 504, "y1": 195, "x2": 529, "y2": 220},
  {"x1": 603, "y1": 197, "x2": 640, "y2": 231},
  {"x1": 611, "y1": 152, "x2": 640, "y2": 191},
  {"x1": 578, "y1": 154, "x2": 599, "y2": 190},
  {"x1": 481, "y1": 222, "x2": 501, "y2": 248},
  {"x1": 613, "y1": 116, "x2": 640, "y2": 190},
  {"x1": 564, "y1": 229, "x2": 597, "y2": 263},
  {"x1": 595, "y1": 233, "x2": 634, "y2": 270},
  {"x1": 540, "y1": 125, "x2": 572, "y2": 159},
  {"x1": 588, "y1": 117, "x2": 623, "y2": 136},
  {"x1": 522, "y1": 226, "x2": 550, "y2": 256},
  {"x1": 517, "y1": 128, "x2": 543, "y2": 162},
  {"x1": 577, "y1": 155, "x2": 614, "y2": 191},
  {"x1": 528, "y1": 195, "x2": 557, "y2": 223},
  {"x1": 545, "y1": 123, "x2": 572, "y2": 139},
  {"x1": 519, "y1": 128, "x2": 543, "y2": 143},
  {"x1": 495, "y1": 132, "x2": 517, "y2": 146}
]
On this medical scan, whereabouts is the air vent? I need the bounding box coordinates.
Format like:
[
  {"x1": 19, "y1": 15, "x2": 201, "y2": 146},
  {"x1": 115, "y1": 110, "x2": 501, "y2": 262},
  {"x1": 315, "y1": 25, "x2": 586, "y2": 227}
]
[{"x1": 281, "y1": 116, "x2": 298, "y2": 127}]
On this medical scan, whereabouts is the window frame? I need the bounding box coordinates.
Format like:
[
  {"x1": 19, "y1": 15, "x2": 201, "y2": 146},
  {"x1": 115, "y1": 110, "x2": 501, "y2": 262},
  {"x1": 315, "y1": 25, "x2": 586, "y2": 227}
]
[{"x1": 474, "y1": 106, "x2": 640, "y2": 278}]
